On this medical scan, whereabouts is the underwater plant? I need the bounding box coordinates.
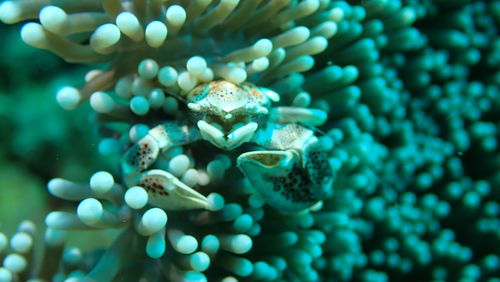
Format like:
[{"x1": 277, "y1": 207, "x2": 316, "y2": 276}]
[{"x1": 0, "y1": 0, "x2": 500, "y2": 281}]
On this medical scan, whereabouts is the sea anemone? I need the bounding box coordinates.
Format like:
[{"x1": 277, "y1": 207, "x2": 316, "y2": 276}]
[{"x1": 0, "y1": 0, "x2": 499, "y2": 281}]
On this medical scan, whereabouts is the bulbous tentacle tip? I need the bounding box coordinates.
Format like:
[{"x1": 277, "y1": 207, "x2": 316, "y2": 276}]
[
  {"x1": 137, "y1": 169, "x2": 209, "y2": 210},
  {"x1": 237, "y1": 150, "x2": 330, "y2": 213}
]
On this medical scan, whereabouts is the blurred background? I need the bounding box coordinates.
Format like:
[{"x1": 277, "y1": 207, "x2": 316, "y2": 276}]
[{"x1": 0, "y1": 22, "x2": 109, "y2": 238}]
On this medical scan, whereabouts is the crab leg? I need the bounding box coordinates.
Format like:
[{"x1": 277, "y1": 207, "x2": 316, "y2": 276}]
[
  {"x1": 237, "y1": 123, "x2": 333, "y2": 213},
  {"x1": 269, "y1": 106, "x2": 327, "y2": 127},
  {"x1": 251, "y1": 123, "x2": 316, "y2": 151},
  {"x1": 121, "y1": 122, "x2": 200, "y2": 184},
  {"x1": 137, "y1": 170, "x2": 210, "y2": 210}
]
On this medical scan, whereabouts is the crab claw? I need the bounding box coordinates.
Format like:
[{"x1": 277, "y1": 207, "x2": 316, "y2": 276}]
[
  {"x1": 137, "y1": 169, "x2": 209, "y2": 210},
  {"x1": 122, "y1": 135, "x2": 160, "y2": 176},
  {"x1": 197, "y1": 120, "x2": 258, "y2": 150},
  {"x1": 237, "y1": 150, "x2": 327, "y2": 213},
  {"x1": 197, "y1": 120, "x2": 225, "y2": 148}
]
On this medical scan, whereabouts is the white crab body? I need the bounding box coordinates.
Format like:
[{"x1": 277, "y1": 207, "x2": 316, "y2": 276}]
[
  {"x1": 122, "y1": 80, "x2": 333, "y2": 212},
  {"x1": 187, "y1": 81, "x2": 275, "y2": 150}
]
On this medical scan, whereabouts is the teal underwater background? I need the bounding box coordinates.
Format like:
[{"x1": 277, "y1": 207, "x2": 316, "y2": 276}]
[
  {"x1": 0, "y1": 22, "x2": 110, "y2": 235},
  {"x1": 0, "y1": 0, "x2": 499, "y2": 281}
]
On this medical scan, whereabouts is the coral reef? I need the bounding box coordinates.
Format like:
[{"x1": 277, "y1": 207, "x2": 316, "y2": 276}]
[{"x1": 0, "y1": 0, "x2": 499, "y2": 281}]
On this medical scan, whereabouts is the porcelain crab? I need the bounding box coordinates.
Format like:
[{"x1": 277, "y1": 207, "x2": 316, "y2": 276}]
[{"x1": 121, "y1": 80, "x2": 334, "y2": 213}]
